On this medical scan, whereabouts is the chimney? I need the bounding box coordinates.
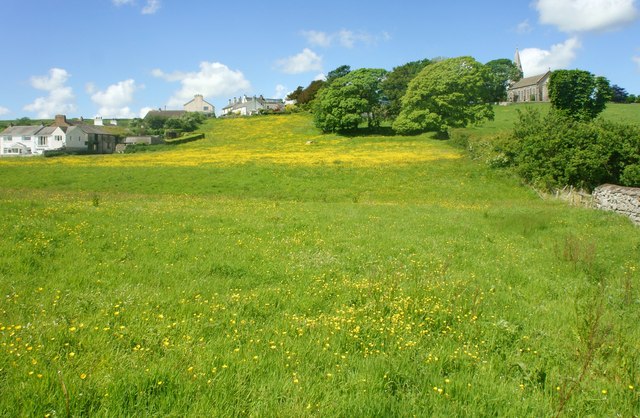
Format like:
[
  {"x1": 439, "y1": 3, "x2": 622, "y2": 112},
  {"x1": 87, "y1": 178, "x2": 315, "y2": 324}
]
[{"x1": 54, "y1": 114, "x2": 67, "y2": 125}]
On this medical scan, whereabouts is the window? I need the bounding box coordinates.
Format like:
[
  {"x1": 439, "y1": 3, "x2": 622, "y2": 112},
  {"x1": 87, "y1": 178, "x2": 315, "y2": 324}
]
[
  {"x1": 23, "y1": 136, "x2": 31, "y2": 141},
  {"x1": 38, "y1": 136, "x2": 48, "y2": 146},
  {"x1": 203, "y1": 106, "x2": 209, "y2": 111},
  {"x1": 55, "y1": 135, "x2": 63, "y2": 141},
  {"x1": 2, "y1": 136, "x2": 10, "y2": 142}
]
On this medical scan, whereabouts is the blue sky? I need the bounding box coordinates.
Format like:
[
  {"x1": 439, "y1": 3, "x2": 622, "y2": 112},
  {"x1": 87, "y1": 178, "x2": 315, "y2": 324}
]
[{"x1": 1, "y1": 0, "x2": 639, "y2": 119}]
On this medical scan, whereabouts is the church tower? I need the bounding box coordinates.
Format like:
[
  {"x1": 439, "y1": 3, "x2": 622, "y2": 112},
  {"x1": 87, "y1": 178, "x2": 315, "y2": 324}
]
[{"x1": 514, "y1": 48, "x2": 523, "y2": 75}]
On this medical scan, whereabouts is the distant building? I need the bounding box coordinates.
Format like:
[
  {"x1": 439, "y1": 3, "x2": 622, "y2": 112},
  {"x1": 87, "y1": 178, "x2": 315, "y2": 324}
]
[
  {"x1": 123, "y1": 135, "x2": 164, "y2": 145},
  {"x1": 184, "y1": 94, "x2": 215, "y2": 115},
  {"x1": 506, "y1": 49, "x2": 551, "y2": 103},
  {"x1": 0, "y1": 114, "x2": 117, "y2": 156},
  {"x1": 507, "y1": 72, "x2": 551, "y2": 103},
  {"x1": 221, "y1": 95, "x2": 285, "y2": 116}
]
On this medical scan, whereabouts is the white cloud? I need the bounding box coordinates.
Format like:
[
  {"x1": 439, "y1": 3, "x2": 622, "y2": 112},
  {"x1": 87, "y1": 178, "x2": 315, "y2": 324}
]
[
  {"x1": 153, "y1": 61, "x2": 251, "y2": 107},
  {"x1": 112, "y1": 0, "x2": 160, "y2": 14},
  {"x1": 275, "y1": 48, "x2": 323, "y2": 74},
  {"x1": 300, "y1": 29, "x2": 388, "y2": 48},
  {"x1": 520, "y1": 37, "x2": 582, "y2": 76},
  {"x1": 24, "y1": 68, "x2": 76, "y2": 118},
  {"x1": 142, "y1": 0, "x2": 161, "y2": 14},
  {"x1": 516, "y1": 19, "x2": 533, "y2": 34},
  {"x1": 91, "y1": 79, "x2": 139, "y2": 118},
  {"x1": 301, "y1": 30, "x2": 332, "y2": 47},
  {"x1": 337, "y1": 30, "x2": 375, "y2": 48},
  {"x1": 0, "y1": 106, "x2": 10, "y2": 116},
  {"x1": 634, "y1": 55, "x2": 640, "y2": 70},
  {"x1": 274, "y1": 84, "x2": 288, "y2": 99},
  {"x1": 314, "y1": 73, "x2": 327, "y2": 81},
  {"x1": 535, "y1": 0, "x2": 639, "y2": 32},
  {"x1": 85, "y1": 82, "x2": 96, "y2": 94}
]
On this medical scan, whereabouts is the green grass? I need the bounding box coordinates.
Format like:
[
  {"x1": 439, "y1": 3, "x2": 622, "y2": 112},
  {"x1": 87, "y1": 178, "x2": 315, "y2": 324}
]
[{"x1": 0, "y1": 112, "x2": 639, "y2": 416}]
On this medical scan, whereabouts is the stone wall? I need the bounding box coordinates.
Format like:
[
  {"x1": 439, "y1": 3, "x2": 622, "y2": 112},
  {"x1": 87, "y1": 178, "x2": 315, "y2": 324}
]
[{"x1": 592, "y1": 184, "x2": 640, "y2": 225}]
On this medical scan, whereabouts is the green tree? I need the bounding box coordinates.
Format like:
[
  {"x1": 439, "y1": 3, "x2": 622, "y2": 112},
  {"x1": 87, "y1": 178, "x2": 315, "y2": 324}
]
[
  {"x1": 286, "y1": 86, "x2": 304, "y2": 102},
  {"x1": 380, "y1": 59, "x2": 431, "y2": 120},
  {"x1": 325, "y1": 65, "x2": 351, "y2": 84},
  {"x1": 392, "y1": 56, "x2": 494, "y2": 138},
  {"x1": 313, "y1": 68, "x2": 387, "y2": 133},
  {"x1": 548, "y1": 70, "x2": 611, "y2": 121},
  {"x1": 610, "y1": 84, "x2": 629, "y2": 103},
  {"x1": 297, "y1": 80, "x2": 326, "y2": 107},
  {"x1": 484, "y1": 58, "x2": 523, "y2": 103}
]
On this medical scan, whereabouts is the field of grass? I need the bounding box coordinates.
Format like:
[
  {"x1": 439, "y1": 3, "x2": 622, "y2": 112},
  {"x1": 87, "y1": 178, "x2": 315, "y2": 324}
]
[{"x1": 0, "y1": 111, "x2": 639, "y2": 416}]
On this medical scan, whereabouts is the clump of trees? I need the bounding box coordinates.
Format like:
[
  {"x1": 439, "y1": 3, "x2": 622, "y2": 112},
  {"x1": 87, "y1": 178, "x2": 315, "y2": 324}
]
[
  {"x1": 306, "y1": 56, "x2": 505, "y2": 136},
  {"x1": 380, "y1": 59, "x2": 431, "y2": 120},
  {"x1": 133, "y1": 112, "x2": 207, "y2": 136},
  {"x1": 392, "y1": 56, "x2": 494, "y2": 138},
  {"x1": 313, "y1": 68, "x2": 387, "y2": 132}
]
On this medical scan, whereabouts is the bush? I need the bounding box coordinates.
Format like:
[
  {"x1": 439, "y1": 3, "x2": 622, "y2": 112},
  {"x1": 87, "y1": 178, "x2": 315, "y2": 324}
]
[
  {"x1": 620, "y1": 164, "x2": 640, "y2": 187},
  {"x1": 497, "y1": 109, "x2": 640, "y2": 191}
]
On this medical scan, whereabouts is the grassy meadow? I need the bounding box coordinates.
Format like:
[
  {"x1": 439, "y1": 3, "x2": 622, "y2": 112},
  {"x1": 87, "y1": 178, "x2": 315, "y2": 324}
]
[{"x1": 0, "y1": 108, "x2": 639, "y2": 416}]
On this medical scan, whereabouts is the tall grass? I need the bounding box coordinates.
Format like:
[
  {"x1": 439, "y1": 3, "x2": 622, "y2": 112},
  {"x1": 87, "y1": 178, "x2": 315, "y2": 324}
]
[{"x1": 0, "y1": 112, "x2": 638, "y2": 416}]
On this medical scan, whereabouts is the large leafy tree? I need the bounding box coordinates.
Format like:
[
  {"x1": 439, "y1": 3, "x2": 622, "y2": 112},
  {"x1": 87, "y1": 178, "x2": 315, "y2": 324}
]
[
  {"x1": 380, "y1": 59, "x2": 431, "y2": 120},
  {"x1": 548, "y1": 70, "x2": 611, "y2": 121},
  {"x1": 313, "y1": 68, "x2": 387, "y2": 133},
  {"x1": 392, "y1": 56, "x2": 494, "y2": 138},
  {"x1": 484, "y1": 58, "x2": 523, "y2": 102}
]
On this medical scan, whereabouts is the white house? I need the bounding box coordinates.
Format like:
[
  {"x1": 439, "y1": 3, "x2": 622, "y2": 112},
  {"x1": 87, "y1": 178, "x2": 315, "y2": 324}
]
[
  {"x1": 0, "y1": 114, "x2": 117, "y2": 156},
  {"x1": 0, "y1": 125, "x2": 43, "y2": 155},
  {"x1": 221, "y1": 95, "x2": 285, "y2": 116},
  {"x1": 184, "y1": 94, "x2": 215, "y2": 115}
]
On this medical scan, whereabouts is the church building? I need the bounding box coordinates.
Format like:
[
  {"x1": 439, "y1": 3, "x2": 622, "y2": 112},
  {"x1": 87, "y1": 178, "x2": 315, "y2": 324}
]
[{"x1": 506, "y1": 49, "x2": 551, "y2": 103}]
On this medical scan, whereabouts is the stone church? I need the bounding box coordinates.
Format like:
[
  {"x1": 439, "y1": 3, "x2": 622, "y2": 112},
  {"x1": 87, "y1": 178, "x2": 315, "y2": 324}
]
[{"x1": 506, "y1": 49, "x2": 551, "y2": 103}]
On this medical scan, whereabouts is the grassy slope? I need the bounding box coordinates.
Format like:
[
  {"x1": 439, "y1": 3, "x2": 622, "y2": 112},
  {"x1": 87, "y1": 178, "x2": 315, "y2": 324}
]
[{"x1": 0, "y1": 111, "x2": 638, "y2": 416}]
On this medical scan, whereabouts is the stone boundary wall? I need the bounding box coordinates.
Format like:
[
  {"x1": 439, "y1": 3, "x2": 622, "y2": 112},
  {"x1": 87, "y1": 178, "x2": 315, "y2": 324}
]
[{"x1": 592, "y1": 184, "x2": 640, "y2": 225}]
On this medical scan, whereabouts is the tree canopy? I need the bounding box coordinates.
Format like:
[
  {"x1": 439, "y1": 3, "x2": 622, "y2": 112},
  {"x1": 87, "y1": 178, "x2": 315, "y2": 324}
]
[
  {"x1": 325, "y1": 65, "x2": 351, "y2": 84},
  {"x1": 610, "y1": 84, "x2": 629, "y2": 103},
  {"x1": 287, "y1": 80, "x2": 325, "y2": 107},
  {"x1": 313, "y1": 68, "x2": 387, "y2": 133},
  {"x1": 380, "y1": 59, "x2": 431, "y2": 119},
  {"x1": 484, "y1": 58, "x2": 523, "y2": 103},
  {"x1": 392, "y1": 56, "x2": 494, "y2": 137},
  {"x1": 548, "y1": 69, "x2": 611, "y2": 121}
]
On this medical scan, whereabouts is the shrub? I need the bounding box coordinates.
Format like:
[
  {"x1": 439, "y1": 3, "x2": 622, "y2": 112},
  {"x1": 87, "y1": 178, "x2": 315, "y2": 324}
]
[{"x1": 498, "y1": 109, "x2": 640, "y2": 191}]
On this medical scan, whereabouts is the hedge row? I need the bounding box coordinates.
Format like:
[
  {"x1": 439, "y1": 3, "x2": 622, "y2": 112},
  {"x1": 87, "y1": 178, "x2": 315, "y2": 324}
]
[{"x1": 165, "y1": 133, "x2": 205, "y2": 145}]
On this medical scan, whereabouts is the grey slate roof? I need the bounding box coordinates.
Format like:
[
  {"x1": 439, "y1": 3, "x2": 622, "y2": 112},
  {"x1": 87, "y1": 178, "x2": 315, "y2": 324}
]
[
  {"x1": 509, "y1": 71, "x2": 550, "y2": 89},
  {"x1": 37, "y1": 127, "x2": 58, "y2": 135},
  {"x1": 72, "y1": 124, "x2": 112, "y2": 135},
  {"x1": 1, "y1": 125, "x2": 44, "y2": 136},
  {"x1": 145, "y1": 110, "x2": 186, "y2": 119}
]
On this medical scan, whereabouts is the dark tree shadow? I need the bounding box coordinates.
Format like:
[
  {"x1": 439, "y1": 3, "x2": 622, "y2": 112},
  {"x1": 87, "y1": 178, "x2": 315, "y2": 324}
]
[{"x1": 338, "y1": 126, "x2": 398, "y2": 137}]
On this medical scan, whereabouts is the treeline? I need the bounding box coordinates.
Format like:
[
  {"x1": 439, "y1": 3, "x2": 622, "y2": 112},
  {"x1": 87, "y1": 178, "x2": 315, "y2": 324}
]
[
  {"x1": 289, "y1": 56, "x2": 639, "y2": 189},
  {"x1": 287, "y1": 57, "x2": 524, "y2": 137}
]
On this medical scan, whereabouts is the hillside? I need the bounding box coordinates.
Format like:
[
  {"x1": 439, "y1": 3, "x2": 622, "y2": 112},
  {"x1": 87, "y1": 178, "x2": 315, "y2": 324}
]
[{"x1": 0, "y1": 112, "x2": 638, "y2": 416}]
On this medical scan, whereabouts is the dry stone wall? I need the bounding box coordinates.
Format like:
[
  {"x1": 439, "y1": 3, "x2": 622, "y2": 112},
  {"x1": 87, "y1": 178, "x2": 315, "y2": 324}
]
[{"x1": 592, "y1": 184, "x2": 640, "y2": 225}]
